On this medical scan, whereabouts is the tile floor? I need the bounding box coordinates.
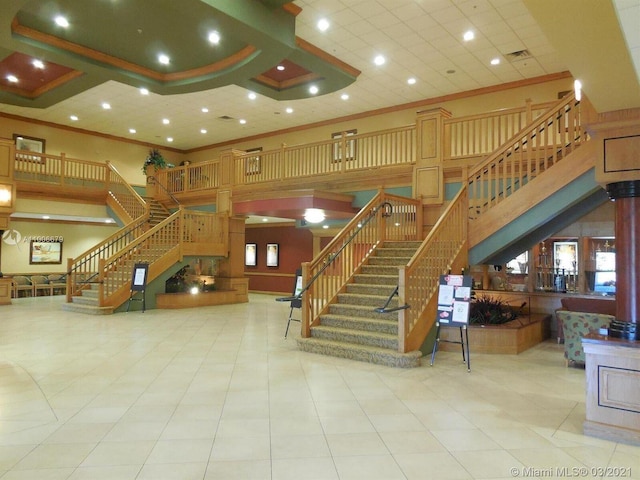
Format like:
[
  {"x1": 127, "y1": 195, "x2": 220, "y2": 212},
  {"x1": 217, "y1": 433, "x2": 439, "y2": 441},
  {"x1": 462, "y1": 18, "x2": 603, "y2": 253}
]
[{"x1": 0, "y1": 294, "x2": 637, "y2": 480}]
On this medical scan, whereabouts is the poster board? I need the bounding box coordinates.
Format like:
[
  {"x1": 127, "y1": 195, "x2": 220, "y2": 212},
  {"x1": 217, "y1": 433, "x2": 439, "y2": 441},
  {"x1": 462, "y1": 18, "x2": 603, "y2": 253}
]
[
  {"x1": 291, "y1": 268, "x2": 302, "y2": 309},
  {"x1": 131, "y1": 263, "x2": 149, "y2": 291},
  {"x1": 436, "y1": 274, "x2": 472, "y2": 327}
]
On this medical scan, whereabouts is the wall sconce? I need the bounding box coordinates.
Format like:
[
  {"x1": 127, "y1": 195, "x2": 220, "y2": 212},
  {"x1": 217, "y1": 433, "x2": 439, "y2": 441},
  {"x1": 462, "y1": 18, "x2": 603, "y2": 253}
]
[
  {"x1": 0, "y1": 184, "x2": 12, "y2": 207},
  {"x1": 304, "y1": 208, "x2": 325, "y2": 223}
]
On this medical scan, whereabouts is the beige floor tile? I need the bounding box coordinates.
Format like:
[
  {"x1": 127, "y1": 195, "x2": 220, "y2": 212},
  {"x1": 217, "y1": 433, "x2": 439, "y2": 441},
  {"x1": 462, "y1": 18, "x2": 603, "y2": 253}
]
[{"x1": 0, "y1": 295, "x2": 638, "y2": 479}]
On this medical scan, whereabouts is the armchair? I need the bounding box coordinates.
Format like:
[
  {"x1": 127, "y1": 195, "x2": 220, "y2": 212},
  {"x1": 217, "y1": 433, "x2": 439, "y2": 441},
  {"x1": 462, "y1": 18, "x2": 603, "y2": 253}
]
[{"x1": 556, "y1": 310, "x2": 614, "y2": 366}]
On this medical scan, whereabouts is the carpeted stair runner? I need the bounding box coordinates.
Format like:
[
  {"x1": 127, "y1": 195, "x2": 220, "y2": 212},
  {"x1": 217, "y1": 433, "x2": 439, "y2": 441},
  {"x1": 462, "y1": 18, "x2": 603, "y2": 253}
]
[{"x1": 297, "y1": 241, "x2": 423, "y2": 368}]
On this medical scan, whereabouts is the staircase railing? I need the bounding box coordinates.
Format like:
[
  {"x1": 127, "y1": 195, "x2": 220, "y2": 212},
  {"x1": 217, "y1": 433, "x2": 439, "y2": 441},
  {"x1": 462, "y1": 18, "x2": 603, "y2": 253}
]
[
  {"x1": 397, "y1": 186, "x2": 468, "y2": 352},
  {"x1": 66, "y1": 217, "x2": 150, "y2": 300},
  {"x1": 300, "y1": 191, "x2": 421, "y2": 336},
  {"x1": 96, "y1": 208, "x2": 229, "y2": 307},
  {"x1": 98, "y1": 211, "x2": 182, "y2": 305},
  {"x1": 467, "y1": 92, "x2": 585, "y2": 218},
  {"x1": 14, "y1": 150, "x2": 108, "y2": 189},
  {"x1": 106, "y1": 163, "x2": 149, "y2": 223}
]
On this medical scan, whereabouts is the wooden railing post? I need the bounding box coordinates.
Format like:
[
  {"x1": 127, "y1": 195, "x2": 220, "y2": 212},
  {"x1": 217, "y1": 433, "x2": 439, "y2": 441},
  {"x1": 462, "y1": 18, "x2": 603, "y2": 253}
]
[
  {"x1": 301, "y1": 261, "x2": 310, "y2": 337},
  {"x1": 60, "y1": 153, "x2": 66, "y2": 186}
]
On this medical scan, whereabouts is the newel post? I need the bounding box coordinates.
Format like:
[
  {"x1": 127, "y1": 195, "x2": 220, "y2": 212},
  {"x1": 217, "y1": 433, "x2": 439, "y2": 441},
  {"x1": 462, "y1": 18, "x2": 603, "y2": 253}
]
[{"x1": 301, "y1": 262, "x2": 311, "y2": 337}]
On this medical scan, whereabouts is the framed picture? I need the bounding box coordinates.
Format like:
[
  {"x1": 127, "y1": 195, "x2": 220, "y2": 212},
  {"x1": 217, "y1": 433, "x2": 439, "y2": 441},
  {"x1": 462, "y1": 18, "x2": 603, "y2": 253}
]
[
  {"x1": 245, "y1": 243, "x2": 257, "y2": 266},
  {"x1": 332, "y1": 129, "x2": 357, "y2": 162},
  {"x1": 553, "y1": 241, "x2": 578, "y2": 272},
  {"x1": 30, "y1": 240, "x2": 62, "y2": 264},
  {"x1": 13, "y1": 134, "x2": 46, "y2": 161},
  {"x1": 245, "y1": 147, "x2": 262, "y2": 175},
  {"x1": 266, "y1": 243, "x2": 279, "y2": 267}
]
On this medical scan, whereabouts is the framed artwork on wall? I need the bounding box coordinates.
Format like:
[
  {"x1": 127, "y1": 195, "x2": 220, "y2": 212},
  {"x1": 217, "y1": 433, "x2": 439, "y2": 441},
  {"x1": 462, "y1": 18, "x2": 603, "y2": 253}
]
[
  {"x1": 30, "y1": 240, "x2": 62, "y2": 264},
  {"x1": 13, "y1": 134, "x2": 46, "y2": 161},
  {"x1": 266, "y1": 243, "x2": 279, "y2": 267},
  {"x1": 245, "y1": 243, "x2": 257, "y2": 266},
  {"x1": 553, "y1": 241, "x2": 578, "y2": 272}
]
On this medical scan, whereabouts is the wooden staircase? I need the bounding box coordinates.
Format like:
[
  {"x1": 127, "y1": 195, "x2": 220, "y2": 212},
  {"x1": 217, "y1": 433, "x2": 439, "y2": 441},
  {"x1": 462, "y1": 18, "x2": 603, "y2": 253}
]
[
  {"x1": 62, "y1": 283, "x2": 114, "y2": 315},
  {"x1": 146, "y1": 198, "x2": 171, "y2": 226},
  {"x1": 297, "y1": 241, "x2": 422, "y2": 368}
]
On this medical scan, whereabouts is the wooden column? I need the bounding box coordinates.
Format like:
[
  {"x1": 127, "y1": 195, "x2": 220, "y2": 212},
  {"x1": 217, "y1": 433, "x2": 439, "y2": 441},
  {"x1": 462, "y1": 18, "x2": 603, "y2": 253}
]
[
  {"x1": 606, "y1": 181, "x2": 640, "y2": 340},
  {"x1": 414, "y1": 108, "x2": 451, "y2": 206}
]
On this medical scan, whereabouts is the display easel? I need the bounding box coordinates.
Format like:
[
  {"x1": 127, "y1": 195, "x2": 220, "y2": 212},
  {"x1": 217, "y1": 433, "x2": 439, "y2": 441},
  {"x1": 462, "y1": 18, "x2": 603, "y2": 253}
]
[
  {"x1": 126, "y1": 263, "x2": 148, "y2": 312},
  {"x1": 276, "y1": 268, "x2": 303, "y2": 338},
  {"x1": 430, "y1": 274, "x2": 472, "y2": 371}
]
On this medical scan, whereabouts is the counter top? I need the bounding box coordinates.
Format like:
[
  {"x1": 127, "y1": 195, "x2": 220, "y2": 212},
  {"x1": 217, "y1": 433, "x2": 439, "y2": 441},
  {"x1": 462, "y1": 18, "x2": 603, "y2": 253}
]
[{"x1": 582, "y1": 332, "x2": 640, "y2": 349}]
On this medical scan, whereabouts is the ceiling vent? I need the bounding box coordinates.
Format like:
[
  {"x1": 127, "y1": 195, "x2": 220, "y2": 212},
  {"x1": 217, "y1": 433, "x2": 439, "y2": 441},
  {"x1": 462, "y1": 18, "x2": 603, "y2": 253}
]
[
  {"x1": 218, "y1": 115, "x2": 234, "y2": 121},
  {"x1": 505, "y1": 49, "x2": 532, "y2": 63}
]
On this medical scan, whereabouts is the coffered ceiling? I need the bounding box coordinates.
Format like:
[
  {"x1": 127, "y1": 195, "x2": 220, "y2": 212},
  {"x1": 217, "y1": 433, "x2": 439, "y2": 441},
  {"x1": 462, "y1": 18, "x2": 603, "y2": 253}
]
[{"x1": 0, "y1": 0, "x2": 638, "y2": 152}]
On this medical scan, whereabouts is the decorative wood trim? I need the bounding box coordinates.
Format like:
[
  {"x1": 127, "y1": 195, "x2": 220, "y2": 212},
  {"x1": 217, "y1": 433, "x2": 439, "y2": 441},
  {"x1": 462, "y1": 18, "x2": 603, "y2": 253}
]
[
  {"x1": 295, "y1": 37, "x2": 362, "y2": 78},
  {"x1": 12, "y1": 19, "x2": 257, "y2": 83}
]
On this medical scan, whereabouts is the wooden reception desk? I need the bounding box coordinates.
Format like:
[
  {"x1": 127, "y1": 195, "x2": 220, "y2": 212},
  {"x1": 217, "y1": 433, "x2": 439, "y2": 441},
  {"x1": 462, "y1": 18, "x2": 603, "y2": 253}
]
[
  {"x1": 582, "y1": 333, "x2": 640, "y2": 446},
  {"x1": 0, "y1": 277, "x2": 12, "y2": 305}
]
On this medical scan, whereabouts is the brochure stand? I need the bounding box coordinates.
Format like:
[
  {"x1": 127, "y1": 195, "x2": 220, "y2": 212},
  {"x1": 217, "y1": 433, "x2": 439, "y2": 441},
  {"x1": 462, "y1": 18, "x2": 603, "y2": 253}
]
[
  {"x1": 126, "y1": 263, "x2": 148, "y2": 312},
  {"x1": 430, "y1": 274, "x2": 473, "y2": 371}
]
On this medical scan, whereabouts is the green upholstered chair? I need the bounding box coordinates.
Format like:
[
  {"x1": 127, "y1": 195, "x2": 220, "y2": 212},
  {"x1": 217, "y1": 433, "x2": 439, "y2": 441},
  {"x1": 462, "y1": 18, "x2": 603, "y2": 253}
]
[{"x1": 556, "y1": 310, "x2": 614, "y2": 367}]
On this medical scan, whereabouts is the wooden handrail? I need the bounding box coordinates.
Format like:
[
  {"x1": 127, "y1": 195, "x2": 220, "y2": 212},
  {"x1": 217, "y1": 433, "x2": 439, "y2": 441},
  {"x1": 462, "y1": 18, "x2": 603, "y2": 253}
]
[
  {"x1": 398, "y1": 185, "x2": 469, "y2": 352},
  {"x1": 106, "y1": 163, "x2": 149, "y2": 222},
  {"x1": 300, "y1": 190, "x2": 420, "y2": 337},
  {"x1": 467, "y1": 92, "x2": 584, "y2": 218}
]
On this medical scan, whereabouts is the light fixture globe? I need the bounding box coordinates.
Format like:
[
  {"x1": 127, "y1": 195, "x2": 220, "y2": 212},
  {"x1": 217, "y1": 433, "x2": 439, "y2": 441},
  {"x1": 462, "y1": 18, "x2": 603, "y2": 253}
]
[{"x1": 304, "y1": 208, "x2": 325, "y2": 224}]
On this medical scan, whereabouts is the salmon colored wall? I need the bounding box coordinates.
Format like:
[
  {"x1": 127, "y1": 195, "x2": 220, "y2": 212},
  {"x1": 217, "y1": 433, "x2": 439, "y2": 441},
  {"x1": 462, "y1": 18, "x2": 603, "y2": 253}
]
[{"x1": 245, "y1": 225, "x2": 314, "y2": 294}]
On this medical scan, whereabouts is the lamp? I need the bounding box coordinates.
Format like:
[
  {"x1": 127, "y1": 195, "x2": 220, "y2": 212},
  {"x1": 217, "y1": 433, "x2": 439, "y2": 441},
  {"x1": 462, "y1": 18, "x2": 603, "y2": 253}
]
[
  {"x1": 0, "y1": 184, "x2": 12, "y2": 207},
  {"x1": 304, "y1": 208, "x2": 325, "y2": 224}
]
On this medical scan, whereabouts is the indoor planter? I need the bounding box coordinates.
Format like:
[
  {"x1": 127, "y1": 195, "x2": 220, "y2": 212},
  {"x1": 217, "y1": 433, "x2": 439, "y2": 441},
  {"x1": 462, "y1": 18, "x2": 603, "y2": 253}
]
[
  {"x1": 142, "y1": 148, "x2": 167, "y2": 174},
  {"x1": 439, "y1": 294, "x2": 550, "y2": 354}
]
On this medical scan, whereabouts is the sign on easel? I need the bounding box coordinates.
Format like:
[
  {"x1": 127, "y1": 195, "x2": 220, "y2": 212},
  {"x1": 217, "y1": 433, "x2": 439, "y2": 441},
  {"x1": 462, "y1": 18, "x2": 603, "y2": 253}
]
[
  {"x1": 431, "y1": 274, "x2": 473, "y2": 371},
  {"x1": 436, "y1": 274, "x2": 472, "y2": 326},
  {"x1": 127, "y1": 263, "x2": 149, "y2": 312},
  {"x1": 132, "y1": 263, "x2": 148, "y2": 291}
]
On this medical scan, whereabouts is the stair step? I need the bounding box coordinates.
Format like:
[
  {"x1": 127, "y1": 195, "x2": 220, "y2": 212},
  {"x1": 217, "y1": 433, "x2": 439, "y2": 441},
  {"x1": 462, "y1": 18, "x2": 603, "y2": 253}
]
[
  {"x1": 337, "y1": 292, "x2": 397, "y2": 309},
  {"x1": 320, "y1": 314, "x2": 398, "y2": 334},
  {"x1": 61, "y1": 302, "x2": 114, "y2": 315},
  {"x1": 352, "y1": 274, "x2": 398, "y2": 285},
  {"x1": 360, "y1": 265, "x2": 401, "y2": 275},
  {"x1": 368, "y1": 256, "x2": 413, "y2": 266},
  {"x1": 71, "y1": 295, "x2": 99, "y2": 306},
  {"x1": 328, "y1": 303, "x2": 398, "y2": 320},
  {"x1": 296, "y1": 337, "x2": 421, "y2": 368},
  {"x1": 310, "y1": 325, "x2": 398, "y2": 349},
  {"x1": 345, "y1": 284, "x2": 397, "y2": 296}
]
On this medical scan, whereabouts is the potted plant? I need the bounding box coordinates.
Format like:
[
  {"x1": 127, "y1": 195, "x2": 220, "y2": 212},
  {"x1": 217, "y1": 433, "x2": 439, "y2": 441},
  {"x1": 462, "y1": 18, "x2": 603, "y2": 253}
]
[
  {"x1": 469, "y1": 293, "x2": 525, "y2": 326},
  {"x1": 142, "y1": 148, "x2": 167, "y2": 174}
]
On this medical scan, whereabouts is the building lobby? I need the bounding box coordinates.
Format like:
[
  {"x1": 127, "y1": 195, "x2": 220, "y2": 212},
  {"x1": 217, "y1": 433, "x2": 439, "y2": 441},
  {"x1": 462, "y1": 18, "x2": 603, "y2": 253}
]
[{"x1": 1, "y1": 0, "x2": 639, "y2": 478}]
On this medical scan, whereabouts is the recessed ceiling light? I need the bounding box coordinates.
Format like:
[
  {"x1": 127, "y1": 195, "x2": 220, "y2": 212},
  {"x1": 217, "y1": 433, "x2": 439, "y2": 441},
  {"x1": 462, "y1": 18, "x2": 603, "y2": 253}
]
[
  {"x1": 285, "y1": 107, "x2": 293, "y2": 113},
  {"x1": 239, "y1": 119, "x2": 247, "y2": 124},
  {"x1": 407, "y1": 77, "x2": 416, "y2": 85},
  {"x1": 32, "y1": 59, "x2": 45, "y2": 69},
  {"x1": 490, "y1": 58, "x2": 500, "y2": 65},
  {"x1": 101, "y1": 102, "x2": 111, "y2": 110},
  {"x1": 208, "y1": 30, "x2": 220, "y2": 45},
  {"x1": 262, "y1": 218, "x2": 268, "y2": 222},
  {"x1": 162, "y1": 118, "x2": 170, "y2": 125},
  {"x1": 317, "y1": 18, "x2": 330, "y2": 32},
  {"x1": 105, "y1": 219, "x2": 114, "y2": 223},
  {"x1": 54, "y1": 15, "x2": 69, "y2": 28},
  {"x1": 158, "y1": 54, "x2": 170, "y2": 65},
  {"x1": 309, "y1": 85, "x2": 319, "y2": 94},
  {"x1": 42, "y1": 215, "x2": 50, "y2": 220},
  {"x1": 248, "y1": 92, "x2": 257, "y2": 100},
  {"x1": 201, "y1": 107, "x2": 209, "y2": 113},
  {"x1": 463, "y1": 30, "x2": 475, "y2": 41},
  {"x1": 167, "y1": 137, "x2": 173, "y2": 142},
  {"x1": 70, "y1": 115, "x2": 78, "y2": 121},
  {"x1": 374, "y1": 55, "x2": 386, "y2": 66},
  {"x1": 276, "y1": 65, "x2": 285, "y2": 71},
  {"x1": 129, "y1": 128, "x2": 136, "y2": 134},
  {"x1": 6, "y1": 74, "x2": 18, "y2": 83},
  {"x1": 139, "y1": 87, "x2": 149, "y2": 95},
  {"x1": 323, "y1": 225, "x2": 329, "y2": 229},
  {"x1": 341, "y1": 93, "x2": 349, "y2": 100},
  {"x1": 200, "y1": 129, "x2": 207, "y2": 134}
]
